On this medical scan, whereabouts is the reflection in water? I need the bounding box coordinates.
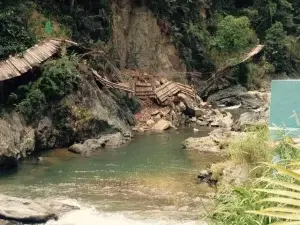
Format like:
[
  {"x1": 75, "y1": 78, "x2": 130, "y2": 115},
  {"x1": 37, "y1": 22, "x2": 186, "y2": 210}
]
[{"x1": 0, "y1": 128, "x2": 220, "y2": 223}]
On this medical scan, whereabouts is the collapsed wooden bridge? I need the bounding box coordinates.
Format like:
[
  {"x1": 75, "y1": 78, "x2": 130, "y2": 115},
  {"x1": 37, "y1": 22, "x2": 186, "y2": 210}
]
[{"x1": 92, "y1": 70, "x2": 196, "y2": 103}]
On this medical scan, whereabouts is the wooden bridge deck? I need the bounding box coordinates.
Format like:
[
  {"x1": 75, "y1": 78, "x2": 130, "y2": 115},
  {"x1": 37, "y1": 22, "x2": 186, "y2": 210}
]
[{"x1": 0, "y1": 39, "x2": 76, "y2": 82}]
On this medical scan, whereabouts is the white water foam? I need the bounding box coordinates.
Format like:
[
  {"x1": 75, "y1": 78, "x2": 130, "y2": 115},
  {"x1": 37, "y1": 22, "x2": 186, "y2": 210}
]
[{"x1": 45, "y1": 207, "x2": 204, "y2": 225}]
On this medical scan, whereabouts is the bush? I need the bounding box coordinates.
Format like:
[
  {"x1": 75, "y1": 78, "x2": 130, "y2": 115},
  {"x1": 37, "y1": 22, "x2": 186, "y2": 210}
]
[
  {"x1": 16, "y1": 56, "x2": 80, "y2": 122},
  {"x1": 0, "y1": 2, "x2": 36, "y2": 59},
  {"x1": 213, "y1": 15, "x2": 257, "y2": 53}
]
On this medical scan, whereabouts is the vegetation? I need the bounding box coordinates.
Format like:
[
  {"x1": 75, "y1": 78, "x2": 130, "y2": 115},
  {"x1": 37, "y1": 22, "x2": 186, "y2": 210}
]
[
  {"x1": 213, "y1": 15, "x2": 257, "y2": 53},
  {"x1": 12, "y1": 56, "x2": 80, "y2": 122},
  {"x1": 211, "y1": 128, "x2": 300, "y2": 225}
]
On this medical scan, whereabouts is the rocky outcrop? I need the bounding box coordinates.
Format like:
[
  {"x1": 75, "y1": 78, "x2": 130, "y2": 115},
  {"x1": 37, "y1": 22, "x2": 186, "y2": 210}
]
[
  {"x1": 207, "y1": 85, "x2": 269, "y2": 109},
  {"x1": 0, "y1": 72, "x2": 138, "y2": 169},
  {"x1": 68, "y1": 132, "x2": 129, "y2": 155},
  {"x1": 0, "y1": 195, "x2": 79, "y2": 224},
  {"x1": 35, "y1": 73, "x2": 136, "y2": 150},
  {"x1": 182, "y1": 128, "x2": 245, "y2": 154},
  {"x1": 0, "y1": 112, "x2": 35, "y2": 170}
]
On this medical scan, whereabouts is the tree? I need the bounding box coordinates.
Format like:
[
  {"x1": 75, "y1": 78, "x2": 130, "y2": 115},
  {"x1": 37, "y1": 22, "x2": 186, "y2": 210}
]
[
  {"x1": 214, "y1": 15, "x2": 257, "y2": 53},
  {"x1": 265, "y1": 22, "x2": 289, "y2": 73}
]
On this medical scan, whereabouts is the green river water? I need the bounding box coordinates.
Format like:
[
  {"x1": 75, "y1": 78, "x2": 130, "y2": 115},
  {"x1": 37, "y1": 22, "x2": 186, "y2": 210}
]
[{"x1": 0, "y1": 128, "x2": 221, "y2": 225}]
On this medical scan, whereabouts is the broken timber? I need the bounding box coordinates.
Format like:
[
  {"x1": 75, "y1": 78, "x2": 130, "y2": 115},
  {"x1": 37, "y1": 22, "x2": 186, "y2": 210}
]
[
  {"x1": 92, "y1": 70, "x2": 134, "y2": 93},
  {"x1": 0, "y1": 39, "x2": 77, "y2": 81},
  {"x1": 91, "y1": 70, "x2": 196, "y2": 103},
  {"x1": 200, "y1": 44, "x2": 264, "y2": 98}
]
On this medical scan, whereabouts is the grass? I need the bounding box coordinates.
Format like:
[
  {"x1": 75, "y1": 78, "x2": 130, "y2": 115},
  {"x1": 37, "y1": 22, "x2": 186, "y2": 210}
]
[
  {"x1": 227, "y1": 126, "x2": 273, "y2": 165},
  {"x1": 211, "y1": 127, "x2": 300, "y2": 225}
]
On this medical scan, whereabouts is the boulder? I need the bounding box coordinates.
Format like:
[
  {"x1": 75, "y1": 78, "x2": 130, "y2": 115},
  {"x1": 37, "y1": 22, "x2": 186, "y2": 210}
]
[
  {"x1": 182, "y1": 136, "x2": 220, "y2": 153},
  {"x1": 152, "y1": 119, "x2": 172, "y2": 131},
  {"x1": 0, "y1": 195, "x2": 57, "y2": 223},
  {"x1": 0, "y1": 195, "x2": 80, "y2": 224},
  {"x1": 68, "y1": 132, "x2": 127, "y2": 155},
  {"x1": 0, "y1": 112, "x2": 35, "y2": 170},
  {"x1": 237, "y1": 108, "x2": 269, "y2": 130},
  {"x1": 207, "y1": 85, "x2": 265, "y2": 109},
  {"x1": 68, "y1": 144, "x2": 90, "y2": 155}
]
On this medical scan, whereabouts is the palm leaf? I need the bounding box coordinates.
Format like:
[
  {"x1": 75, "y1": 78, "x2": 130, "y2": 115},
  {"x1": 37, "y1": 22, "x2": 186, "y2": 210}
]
[
  {"x1": 258, "y1": 197, "x2": 300, "y2": 207},
  {"x1": 260, "y1": 178, "x2": 300, "y2": 192},
  {"x1": 264, "y1": 163, "x2": 300, "y2": 181},
  {"x1": 255, "y1": 189, "x2": 300, "y2": 200}
]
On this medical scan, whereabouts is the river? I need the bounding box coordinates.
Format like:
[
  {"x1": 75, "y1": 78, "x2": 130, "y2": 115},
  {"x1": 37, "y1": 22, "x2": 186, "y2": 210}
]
[{"x1": 0, "y1": 128, "x2": 221, "y2": 225}]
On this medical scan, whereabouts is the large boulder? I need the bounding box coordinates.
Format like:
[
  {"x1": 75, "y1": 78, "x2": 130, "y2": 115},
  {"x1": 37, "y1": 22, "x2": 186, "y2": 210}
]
[
  {"x1": 182, "y1": 136, "x2": 220, "y2": 153},
  {"x1": 0, "y1": 112, "x2": 35, "y2": 170},
  {"x1": 151, "y1": 119, "x2": 172, "y2": 131},
  {"x1": 207, "y1": 85, "x2": 267, "y2": 109},
  {"x1": 68, "y1": 132, "x2": 128, "y2": 155},
  {"x1": 182, "y1": 128, "x2": 245, "y2": 154},
  {"x1": 0, "y1": 195, "x2": 79, "y2": 224},
  {"x1": 236, "y1": 108, "x2": 269, "y2": 130}
]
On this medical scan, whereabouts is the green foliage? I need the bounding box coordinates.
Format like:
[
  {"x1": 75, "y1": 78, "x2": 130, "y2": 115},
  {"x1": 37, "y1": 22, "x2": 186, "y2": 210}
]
[
  {"x1": 36, "y1": 0, "x2": 112, "y2": 44},
  {"x1": 211, "y1": 129, "x2": 300, "y2": 225},
  {"x1": 265, "y1": 22, "x2": 290, "y2": 73},
  {"x1": 213, "y1": 15, "x2": 257, "y2": 53},
  {"x1": 15, "y1": 56, "x2": 80, "y2": 122},
  {"x1": 249, "y1": 162, "x2": 300, "y2": 224},
  {"x1": 246, "y1": 61, "x2": 274, "y2": 89},
  {"x1": 0, "y1": 2, "x2": 36, "y2": 59},
  {"x1": 150, "y1": 0, "x2": 215, "y2": 73},
  {"x1": 212, "y1": 185, "x2": 275, "y2": 225}
]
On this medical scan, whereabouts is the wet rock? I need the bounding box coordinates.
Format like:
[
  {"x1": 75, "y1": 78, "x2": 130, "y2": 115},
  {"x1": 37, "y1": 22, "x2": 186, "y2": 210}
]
[
  {"x1": 152, "y1": 119, "x2": 172, "y2": 131},
  {"x1": 68, "y1": 144, "x2": 90, "y2": 155},
  {"x1": 69, "y1": 132, "x2": 128, "y2": 155},
  {"x1": 197, "y1": 170, "x2": 218, "y2": 186},
  {"x1": 0, "y1": 195, "x2": 57, "y2": 223}
]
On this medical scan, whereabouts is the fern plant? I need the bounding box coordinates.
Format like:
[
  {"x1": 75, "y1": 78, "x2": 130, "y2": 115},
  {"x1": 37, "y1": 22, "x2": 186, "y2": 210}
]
[{"x1": 248, "y1": 162, "x2": 300, "y2": 224}]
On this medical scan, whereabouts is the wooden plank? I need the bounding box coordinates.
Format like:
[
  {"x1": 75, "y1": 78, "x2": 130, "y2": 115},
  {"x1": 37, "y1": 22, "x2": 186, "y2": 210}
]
[
  {"x1": 31, "y1": 47, "x2": 48, "y2": 61},
  {"x1": 8, "y1": 57, "x2": 27, "y2": 73},
  {"x1": 0, "y1": 63, "x2": 10, "y2": 81},
  {"x1": 5, "y1": 60, "x2": 21, "y2": 77},
  {"x1": 27, "y1": 49, "x2": 42, "y2": 63},
  {"x1": 23, "y1": 53, "x2": 37, "y2": 66}
]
